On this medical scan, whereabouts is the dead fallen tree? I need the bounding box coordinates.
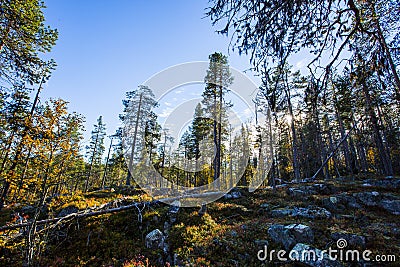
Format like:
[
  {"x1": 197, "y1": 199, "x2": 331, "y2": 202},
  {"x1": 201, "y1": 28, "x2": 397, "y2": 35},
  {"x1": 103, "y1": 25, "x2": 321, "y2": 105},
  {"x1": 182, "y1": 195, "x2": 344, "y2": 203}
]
[
  {"x1": 0, "y1": 201, "x2": 150, "y2": 232},
  {"x1": 0, "y1": 191, "x2": 224, "y2": 231},
  {"x1": 310, "y1": 118, "x2": 360, "y2": 180}
]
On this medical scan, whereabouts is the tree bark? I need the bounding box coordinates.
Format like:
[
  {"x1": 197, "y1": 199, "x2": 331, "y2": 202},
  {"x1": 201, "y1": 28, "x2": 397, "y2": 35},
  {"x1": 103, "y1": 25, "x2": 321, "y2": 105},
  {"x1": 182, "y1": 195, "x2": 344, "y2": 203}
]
[
  {"x1": 315, "y1": 109, "x2": 330, "y2": 180},
  {"x1": 351, "y1": 112, "x2": 368, "y2": 173},
  {"x1": 333, "y1": 94, "x2": 354, "y2": 175},
  {"x1": 285, "y1": 90, "x2": 300, "y2": 181},
  {"x1": 126, "y1": 93, "x2": 143, "y2": 186},
  {"x1": 101, "y1": 137, "x2": 113, "y2": 189},
  {"x1": 85, "y1": 131, "x2": 99, "y2": 192},
  {"x1": 269, "y1": 115, "x2": 276, "y2": 191},
  {"x1": 361, "y1": 78, "x2": 393, "y2": 176}
]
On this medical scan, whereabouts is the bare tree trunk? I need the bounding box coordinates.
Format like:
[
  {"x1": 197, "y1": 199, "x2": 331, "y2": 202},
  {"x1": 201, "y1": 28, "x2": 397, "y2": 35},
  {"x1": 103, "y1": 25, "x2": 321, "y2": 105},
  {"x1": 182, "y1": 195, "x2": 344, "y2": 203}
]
[
  {"x1": 300, "y1": 131, "x2": 311, "y2": 178},
  {"x1": 229, "y1": 125, "x2": 233, "y2": 189},
  {"x1": 327, "y1": 125, "x2": 341, "y2": 178},
  {"x1": 85, "y1": 131, "x2": 99, "y2": 192},
  {"x1": 101, "y1": 137, "x2": 113, "y2": 189},
  {"x1": 126, "y1": 93, "x2": 143, "y2": 186},
  {"x1": 24, "y1": 149, "x2": 53, "y2": 266},
  {"x1": 283, "y1": 72, "x2": 301, "y2": 182},
  {"x1": 161, "y1": 130, "x2": 168, "y2": 188},
  {"x1": 13, "y1": 144, "x2": 34, "y2": 202},
  {"x1": 287, "y1": 100, "x2": 300, "y2": 181},
  {"x1": 315, "y1": 111, "x2": 330, "y2": 180},
  {"x1": 0, "y1": 78, "x2": 44, "y2": 210},
  {"x1": 352, "y1": 115, "x2": 368, "y2": 173},
  {"x1": 212, "y1": 89, "x2": 221, "y2": 189},
  {"x1": 333, "y1": 94, "x2": 354, "y2": 176},
  {"x1": 361, "y1": 79, "x2": 393, "y2": 176},
  {"x1": 0, "y1": 132, "x2": 15, "y2": 175},
  {"x1": 311, "y1": 121, "x2": 358, "y2": 180},
  {"x1": 376, "y1": 104, "x2": 392, "y2": 167},
  {"x1": 268, "y1": 111, "x2": 276, "y2": 191}
]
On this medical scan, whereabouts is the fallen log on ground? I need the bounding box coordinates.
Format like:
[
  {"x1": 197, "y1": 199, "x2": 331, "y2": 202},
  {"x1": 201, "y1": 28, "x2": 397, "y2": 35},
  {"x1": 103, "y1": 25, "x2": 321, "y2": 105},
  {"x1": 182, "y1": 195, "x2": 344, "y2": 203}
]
[
  {"x1": 0, "y1": 191, "x2": 224, "y2": 231},
  {"x1": 0, "y1": 201, "x2": 149, "y2": 231}
]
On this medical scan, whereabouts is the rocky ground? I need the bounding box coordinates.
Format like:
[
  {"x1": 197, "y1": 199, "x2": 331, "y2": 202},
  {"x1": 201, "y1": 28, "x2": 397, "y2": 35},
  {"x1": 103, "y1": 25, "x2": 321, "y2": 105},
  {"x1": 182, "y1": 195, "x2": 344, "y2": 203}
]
[{"x1": 1, "y1": 176, "x2": 399, "y2": 266}]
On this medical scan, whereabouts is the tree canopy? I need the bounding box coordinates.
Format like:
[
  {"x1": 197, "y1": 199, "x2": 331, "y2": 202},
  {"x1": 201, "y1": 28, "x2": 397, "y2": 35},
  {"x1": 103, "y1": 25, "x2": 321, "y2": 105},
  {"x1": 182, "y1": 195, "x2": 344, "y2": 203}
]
[{"x1": 0, "y1": 0, "x2": 58, "y2": 84}]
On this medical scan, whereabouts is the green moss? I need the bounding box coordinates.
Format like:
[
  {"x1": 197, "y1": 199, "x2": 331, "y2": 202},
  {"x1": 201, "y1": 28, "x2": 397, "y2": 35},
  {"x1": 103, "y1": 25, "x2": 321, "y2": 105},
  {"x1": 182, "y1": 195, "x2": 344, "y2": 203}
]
[{"x1": 1, "y1": 179, "x2": 400, "y2": 266}]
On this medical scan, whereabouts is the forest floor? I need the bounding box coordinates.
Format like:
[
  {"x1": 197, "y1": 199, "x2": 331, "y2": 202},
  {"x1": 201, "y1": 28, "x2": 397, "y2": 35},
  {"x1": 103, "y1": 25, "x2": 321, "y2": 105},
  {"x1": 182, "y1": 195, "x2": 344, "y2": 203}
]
[{"x1": 1, "y1": 175, "x2": 400, "y2": 267}]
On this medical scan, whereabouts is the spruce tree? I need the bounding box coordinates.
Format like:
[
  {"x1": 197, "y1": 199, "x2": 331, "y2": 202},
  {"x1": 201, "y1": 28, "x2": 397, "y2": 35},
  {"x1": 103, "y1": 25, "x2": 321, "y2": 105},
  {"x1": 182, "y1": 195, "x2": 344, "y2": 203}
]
[
  {"x1": 84, "y1": 116, "x2": 106, "y2": 192},
  {"x1": 202, "y1": 52, "x2": 233, "y2": 187}
]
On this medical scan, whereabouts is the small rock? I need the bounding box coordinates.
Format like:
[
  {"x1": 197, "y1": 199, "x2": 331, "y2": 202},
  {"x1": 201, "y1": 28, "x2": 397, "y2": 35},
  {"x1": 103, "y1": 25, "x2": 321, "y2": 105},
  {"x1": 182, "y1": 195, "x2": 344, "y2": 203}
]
[
  {"x1": 382, "y1": 193, "x2": 400, "y2": 200},
  {"x1": 321, "y1": 196, "x2": 341, "y2": 212},
  {"x1": 293, "y1": 206, "x2": 332, "y2": 219},
  {"x1": 290, "y1": 243, "x2": 343, "y2": 267},
  {"x1": 268, "y1": 224, "x2": 314, "y2": 250},
  {"x1": 329, "y1": 196, "x2": 338, "y2": 204},
  {"x1": 231, "y1": 191, "x2": 242, "y2": 199},
  {"x1": 287, "y1": 188, "x2": 309, "y2": 198},
  {"x1": 312, "y1": 184, "x2": 327, "y2": 194},
  {"x1": 163, "y1": 221, "x2": 170, "y2": 235},
  {"x1": 145, "y1": 229, "x2": 165, "y2": 249},
  {"x1": 224, "y1": 194, "x2": 232, "y2": 200},
  {"x1": 168, "y1": 200, "x2": 180, "y2": 224},
  {"x1": 286, "y1": 224, "x2": 314, "y2": 244},
  {"x1": 379, "y1": 200, "x2": 400, "y2": 215},
  {"x1": 168, "y1": 200, "x2": 180, "y2": 214},
  {"x1": 331, "y1": 232, "x2": 366, "y2": 248},
  {"x1": 268, "y1": 224, "x2": 296, "y2": 250},
  {"x1": 198, "y1": 203, "x2": 207, "y2": 216},
  {"x1": 254, "y1": 239, "x2": 269, "y2": 248},
  {"x1": 260, "y1": 203, "x2": 270, "y2": 209},
  {"x1": 338, "y1": 193, "x2": 361, "y2": 209},
  {"x1": 270, "y1": 208, "x2": 294, "y2": 218},
  {"x1": 162, "y1": 242, "x2": 169, "y2": 254},
  {"x1": 354, "y1": 192, "x2": 381, "y2": 207},
  {"x1": 57, "y1": 206, "x2": 78, "y2": 217},
  {"x1": 224, "y1": 191, "x2": 242, "y2": 200},
  {"x1": 363, "y1": 178, "x2": 400, "y2": 189}
]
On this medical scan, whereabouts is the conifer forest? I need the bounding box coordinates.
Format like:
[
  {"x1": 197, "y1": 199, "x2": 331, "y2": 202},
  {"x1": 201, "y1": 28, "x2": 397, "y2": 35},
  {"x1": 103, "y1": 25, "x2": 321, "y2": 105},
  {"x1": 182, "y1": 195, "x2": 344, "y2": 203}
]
[{"x1": 0, "y1": 1, "x2": 400, "y2": 266}]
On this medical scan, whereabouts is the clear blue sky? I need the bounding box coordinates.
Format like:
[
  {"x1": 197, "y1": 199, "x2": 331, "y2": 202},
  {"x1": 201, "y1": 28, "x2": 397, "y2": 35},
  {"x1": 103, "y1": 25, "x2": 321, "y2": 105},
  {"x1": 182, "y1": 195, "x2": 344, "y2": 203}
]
[{"x1": 41, "y1": 0, "x2": 258, "y2": 146}]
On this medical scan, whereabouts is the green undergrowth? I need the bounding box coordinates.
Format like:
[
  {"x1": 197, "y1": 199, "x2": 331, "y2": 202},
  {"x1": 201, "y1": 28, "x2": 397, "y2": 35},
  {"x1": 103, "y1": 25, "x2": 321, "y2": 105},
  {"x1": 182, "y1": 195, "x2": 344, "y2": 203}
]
[{"x1": 0, "y1": 177, "x2": 400, "y2": 266}]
